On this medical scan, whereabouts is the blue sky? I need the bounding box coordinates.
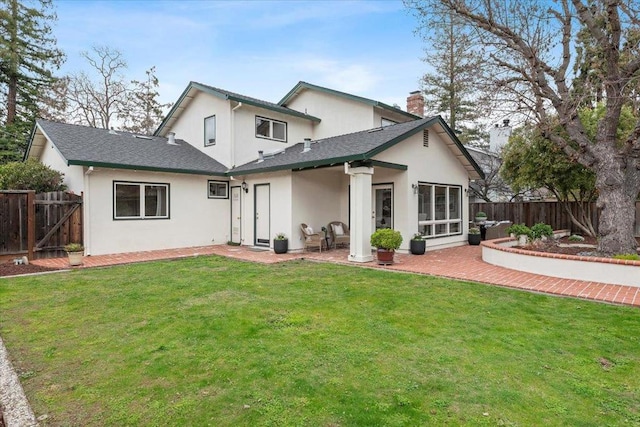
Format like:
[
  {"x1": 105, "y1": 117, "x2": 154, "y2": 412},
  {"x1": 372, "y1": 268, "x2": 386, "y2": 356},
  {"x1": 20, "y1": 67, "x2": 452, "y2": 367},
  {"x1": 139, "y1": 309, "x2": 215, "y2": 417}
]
[{"x1": 54, "y1": 0, "x2": 427, "y2": 110}]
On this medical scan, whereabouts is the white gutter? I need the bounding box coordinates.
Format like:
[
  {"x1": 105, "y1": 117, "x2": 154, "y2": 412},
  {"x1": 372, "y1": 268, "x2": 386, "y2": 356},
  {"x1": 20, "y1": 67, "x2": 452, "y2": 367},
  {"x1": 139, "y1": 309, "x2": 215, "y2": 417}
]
[
  {"x1": 83, "y1": 166, "x2": 94, "y2": 256},
  {"x1": 231, "y1": 102, "x2": 243, "y2": 168}
]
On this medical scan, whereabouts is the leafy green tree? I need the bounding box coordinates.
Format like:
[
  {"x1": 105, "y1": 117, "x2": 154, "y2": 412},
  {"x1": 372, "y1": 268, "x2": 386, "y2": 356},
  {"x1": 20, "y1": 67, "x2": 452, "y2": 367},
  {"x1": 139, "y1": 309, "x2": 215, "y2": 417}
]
[
  {"x1": 0, "y1": 0, "x2": 64, "y2": 163},
  {"x1": 502, "y1": 126, "x2": 597, "y2": 236},
  {"x1": 409, "y1": 0, "x2": 640, "y2": 255},
  {"x1": 0, "y1": 158, "x2": 66, "y2": 192}
]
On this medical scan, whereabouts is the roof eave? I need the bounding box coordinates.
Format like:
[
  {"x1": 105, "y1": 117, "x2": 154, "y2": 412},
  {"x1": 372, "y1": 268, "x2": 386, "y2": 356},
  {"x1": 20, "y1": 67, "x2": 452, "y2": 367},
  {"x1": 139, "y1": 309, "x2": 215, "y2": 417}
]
[{"x1": 68, "y1": 159, "x2": 227, "y2": 177}]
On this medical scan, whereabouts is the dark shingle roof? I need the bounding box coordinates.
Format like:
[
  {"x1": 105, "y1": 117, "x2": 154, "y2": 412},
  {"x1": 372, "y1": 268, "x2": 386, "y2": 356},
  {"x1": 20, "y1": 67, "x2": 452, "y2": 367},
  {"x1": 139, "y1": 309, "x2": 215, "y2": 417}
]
[
  {"x1": 230, "y1": 116, "x2": 484, "y2": 179},
  {"x1": 35, "y1": 120, "x2": 227, "y2": 176}
]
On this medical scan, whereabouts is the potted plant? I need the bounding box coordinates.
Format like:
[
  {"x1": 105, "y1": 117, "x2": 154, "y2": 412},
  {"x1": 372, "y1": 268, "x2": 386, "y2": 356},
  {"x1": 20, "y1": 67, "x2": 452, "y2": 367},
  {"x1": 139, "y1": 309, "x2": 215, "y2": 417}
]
[
  {"x1": 410, "y1": 233, "x2": 426, "y2": 255},
  {"x1": 468, "y1": 227, "x2": 481, "y2": 245},
  {"x1": 370, "y1": 228, "x2": 403, "y2": 265},
  {"x1": 64, "y1": 243, "x2": 84, "y2": 266},
  {"x1": 474, "y1": 211, "x2": 488, "y2": 223},
  {"x1": 273, "y1": 232, "x2": 288, "y2": 254},
  {"x1": 506, "y1": 223, "x2": 532, "y2": 246}
]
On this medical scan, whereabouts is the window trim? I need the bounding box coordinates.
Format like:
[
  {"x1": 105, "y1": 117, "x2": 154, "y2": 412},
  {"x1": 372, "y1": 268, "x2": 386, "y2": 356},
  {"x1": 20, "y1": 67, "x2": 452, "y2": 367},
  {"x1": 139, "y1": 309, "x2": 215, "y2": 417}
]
[
  {"x1": 207, "y1": 180, "x2": 229, "y2": 199},
  {"x1": 255, "y1": 115, "x2": 287, "y2": 142},
  {"x1": 113, "y1": 181, "x2": 170, "y2": 220},
  {"x1": 204, "y1": 114, "x2": 216, "y2": 146},
  {"x1": 417, "y1": 182, "x2": 462, "y2": 239}
]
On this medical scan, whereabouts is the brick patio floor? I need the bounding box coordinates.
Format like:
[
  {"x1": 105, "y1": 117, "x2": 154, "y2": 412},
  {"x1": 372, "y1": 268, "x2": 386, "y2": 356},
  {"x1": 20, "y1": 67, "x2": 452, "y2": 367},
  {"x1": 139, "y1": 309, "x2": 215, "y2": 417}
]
[{"x1": 32, "y1": 244, "x2": 639, "y2": 308}]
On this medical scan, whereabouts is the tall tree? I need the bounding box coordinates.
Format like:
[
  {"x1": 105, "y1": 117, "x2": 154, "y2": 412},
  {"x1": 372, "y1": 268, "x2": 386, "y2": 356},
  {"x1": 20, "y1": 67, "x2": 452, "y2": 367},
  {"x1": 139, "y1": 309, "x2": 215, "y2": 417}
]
[
  {"x1": 410, "y1": 0, "x2": 640, "y2": 256},
  {"x1": 0, "y1": 0, "x2": 64, "y2": 163},
  {"x1": 406, "y1": 1, "x2": 487, "y2": 145},
  {"x1": 66, "y1": 46, "x2": 129, "y2": 129},
  {"x1": 121, "y1": 66, "x2": 172, "y2": 134}
]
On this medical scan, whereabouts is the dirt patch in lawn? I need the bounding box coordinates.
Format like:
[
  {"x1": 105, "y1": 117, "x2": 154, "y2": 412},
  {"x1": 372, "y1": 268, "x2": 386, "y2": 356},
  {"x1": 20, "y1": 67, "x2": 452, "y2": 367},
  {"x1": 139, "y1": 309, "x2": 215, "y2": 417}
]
[
  {"x1": 0, "y1": 260, "x2": 62, "y2": 278},
  {"x1": 515, "y1": 236, "x2": 640, "y2": 257}
]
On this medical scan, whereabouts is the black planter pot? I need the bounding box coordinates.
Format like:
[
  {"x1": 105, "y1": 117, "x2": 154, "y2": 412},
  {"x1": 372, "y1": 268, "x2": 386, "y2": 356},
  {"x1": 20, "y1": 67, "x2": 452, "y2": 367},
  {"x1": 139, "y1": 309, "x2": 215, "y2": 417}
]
[
  {"x1": 273, "y1": 239, "x2": 288, "y2": 254},
  {"x1": 410, "y1": 239, "x2": 426, "y2": 255},
  {"x1": 468, "y1": 234, "x2": 481, "y2": 245}
]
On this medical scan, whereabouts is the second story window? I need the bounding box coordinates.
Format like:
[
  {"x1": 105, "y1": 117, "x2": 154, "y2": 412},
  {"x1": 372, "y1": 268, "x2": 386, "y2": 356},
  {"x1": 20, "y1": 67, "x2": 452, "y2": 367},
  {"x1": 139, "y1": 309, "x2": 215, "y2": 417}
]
[
  {"x1": 204, "y1": 115, "x2": 216, "y2": 146},
  {"x1": 256, "y1": 116, "x2": 287, "y2": 142}
]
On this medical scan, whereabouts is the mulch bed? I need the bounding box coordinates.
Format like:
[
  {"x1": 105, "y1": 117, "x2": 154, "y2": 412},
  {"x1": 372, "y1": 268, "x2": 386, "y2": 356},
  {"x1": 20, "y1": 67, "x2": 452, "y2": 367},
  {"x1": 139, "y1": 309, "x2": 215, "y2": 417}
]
[
  {"x1": 0, "y1": 260, "x2": 62, "y2": 278},
  {"x1": 516, "y1": 236, "x2": 640, "y2": 256}
]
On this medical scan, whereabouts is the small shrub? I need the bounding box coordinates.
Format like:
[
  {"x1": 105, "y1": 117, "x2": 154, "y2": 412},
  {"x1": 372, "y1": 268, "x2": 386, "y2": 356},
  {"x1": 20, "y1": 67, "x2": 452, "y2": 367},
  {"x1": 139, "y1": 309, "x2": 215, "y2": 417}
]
[
  {"x1": 530, "y1": 223, "x2": 554, "y2": 240},
  {"x1": 568, "y1": 234, "x2": 585, "y2": 242},
  {"x1": 411, "y1": 233, "x2": 424, "y2": 241},
  {"x1": 370, "y1": 228, "x2": 403, "y2": 250},
  {"x1": 274, "y1": 233, "x2": 287, "y2": 240},
  {"x1": 506, "y1": 223, "x2": 532, "y2": 237},
  {"x1": 468, "y1": 227, "x2": 480, "y2": 235},
  {"x1": 0, "y1": 159, "x2": 66, "y2": 192},
  {"x1": 613, "y1": 253, "x2": 640, "y2": 261},
  {"x1": 64, "y1": 243, "x2": 84, "y2": 252}
]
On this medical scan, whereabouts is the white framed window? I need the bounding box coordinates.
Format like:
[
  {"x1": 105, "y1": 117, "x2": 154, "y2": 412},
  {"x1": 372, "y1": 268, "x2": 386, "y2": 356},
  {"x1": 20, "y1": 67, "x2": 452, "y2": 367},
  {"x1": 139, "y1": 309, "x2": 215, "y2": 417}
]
[
  {"x1": 208, "y1": 180, "x2": 229, "y2": 199},
  {"x1": 256, "y1": 116, "x2": 287, "y2": 142},
  {"x1": 417, "y1": 183, "x2": 461, "y2": 238},
  {"x1": 113, "y1": 181, "x2": 169, "y2": 220},
  {"x1": 204, "y1": 115, "x2": 216, "y2": 146},
  {"x1": 381, "y1": 118, "x2": 397, "y2": 127}
]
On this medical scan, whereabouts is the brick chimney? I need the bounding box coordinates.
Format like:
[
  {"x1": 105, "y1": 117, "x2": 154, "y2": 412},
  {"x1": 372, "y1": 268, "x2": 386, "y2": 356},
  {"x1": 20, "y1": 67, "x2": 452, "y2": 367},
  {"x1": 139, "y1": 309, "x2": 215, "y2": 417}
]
[{"x1": 406, "y1": 91, "x2": 425, "y2": 117}]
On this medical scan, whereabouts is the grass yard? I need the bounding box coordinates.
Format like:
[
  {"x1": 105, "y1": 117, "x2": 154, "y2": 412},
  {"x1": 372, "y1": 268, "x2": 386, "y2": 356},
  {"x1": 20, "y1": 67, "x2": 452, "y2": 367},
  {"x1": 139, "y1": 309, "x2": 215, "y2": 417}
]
[{"x1": 0, "y1": 256, "x2": 639, "y2": 426}]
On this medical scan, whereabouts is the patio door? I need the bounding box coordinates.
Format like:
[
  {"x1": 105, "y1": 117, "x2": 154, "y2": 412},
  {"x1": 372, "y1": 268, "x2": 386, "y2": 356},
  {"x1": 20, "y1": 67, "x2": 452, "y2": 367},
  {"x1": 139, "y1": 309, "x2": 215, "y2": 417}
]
[
  {"x1": 372, "y1": 184, "x2": 393, "y2": 230},
  {"x1": 230, "y1": 186, "x2": 241, "y2": 244},
  {"x1": 254, "y1": 184, "x2": 270, "y2": 246}
]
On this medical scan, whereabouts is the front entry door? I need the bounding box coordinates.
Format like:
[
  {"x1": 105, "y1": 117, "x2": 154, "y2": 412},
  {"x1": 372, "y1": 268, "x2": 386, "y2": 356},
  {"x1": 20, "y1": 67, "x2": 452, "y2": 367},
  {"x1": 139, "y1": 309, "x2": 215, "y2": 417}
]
[
  {"x1": 254, "y1": 184, "x2": 270, "y2": 246},
  {"x1": 230, "y1": 186, "x2": 241, "y2": 244},
  {"x1": 372, "y1": 184, "x2": 393, "y2": 230}
]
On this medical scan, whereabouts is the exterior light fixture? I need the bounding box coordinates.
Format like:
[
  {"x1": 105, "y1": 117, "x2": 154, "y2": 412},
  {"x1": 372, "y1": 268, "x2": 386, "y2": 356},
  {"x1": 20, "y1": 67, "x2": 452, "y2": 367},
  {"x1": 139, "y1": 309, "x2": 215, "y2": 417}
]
[
  {"x1": 241, "y1": 181, "x2": 248, "y2": 193},
  {"x1": 411, "y1": 183, "x2": 419, "y2": 195}
]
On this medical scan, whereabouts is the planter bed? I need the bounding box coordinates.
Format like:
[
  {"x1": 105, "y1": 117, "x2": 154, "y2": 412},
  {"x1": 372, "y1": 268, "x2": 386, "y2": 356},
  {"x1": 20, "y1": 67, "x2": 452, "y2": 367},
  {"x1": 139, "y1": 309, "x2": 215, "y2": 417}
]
[{"x1": 481, "y1": 230, "x2": 640, "y2": 288}]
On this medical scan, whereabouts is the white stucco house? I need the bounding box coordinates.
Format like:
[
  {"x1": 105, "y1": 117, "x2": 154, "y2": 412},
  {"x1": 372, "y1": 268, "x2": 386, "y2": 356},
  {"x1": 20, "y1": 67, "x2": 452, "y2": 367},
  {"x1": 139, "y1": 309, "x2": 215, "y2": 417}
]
[{"x1": 25, "y1": 81, "x2": 483, "y2": 262}]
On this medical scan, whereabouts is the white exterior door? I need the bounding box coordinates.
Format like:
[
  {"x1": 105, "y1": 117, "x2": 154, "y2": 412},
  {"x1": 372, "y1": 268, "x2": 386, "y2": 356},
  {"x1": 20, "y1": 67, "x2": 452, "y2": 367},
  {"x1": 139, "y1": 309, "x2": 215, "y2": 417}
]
[
  {"x1": 230, "y1": 186, "x2": 241, "y2": 244},
  {"x1": 254, "y1": 184, "x2": 270, "y2": 246},
  {"x1": 372, "y1": 184, "x2": 393, "y2": 231}
]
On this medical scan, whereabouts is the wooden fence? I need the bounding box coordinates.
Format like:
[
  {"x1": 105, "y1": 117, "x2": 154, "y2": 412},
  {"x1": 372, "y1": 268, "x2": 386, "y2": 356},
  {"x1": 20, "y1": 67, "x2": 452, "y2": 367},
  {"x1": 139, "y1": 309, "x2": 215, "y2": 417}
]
[
  {"x1": 0, "y1": 191, "x2": 83, "y2": 261},
  {"x1": 470, "y1": 201, "x2": 640, "y2": 236}
]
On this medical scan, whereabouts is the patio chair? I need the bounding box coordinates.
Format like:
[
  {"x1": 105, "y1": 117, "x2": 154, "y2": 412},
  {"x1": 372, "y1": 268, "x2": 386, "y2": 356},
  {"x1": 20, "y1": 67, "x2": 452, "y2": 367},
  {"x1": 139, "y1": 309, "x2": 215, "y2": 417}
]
[
  {"x1": 300, "y1": 223, "x2": 324, "y2": 252},
  {"x1": 328, "y1": 221, "x2": 350, "y2": 249},
  {"x1": 484, "y1": 221, "x2": 512, "y2": 240}
]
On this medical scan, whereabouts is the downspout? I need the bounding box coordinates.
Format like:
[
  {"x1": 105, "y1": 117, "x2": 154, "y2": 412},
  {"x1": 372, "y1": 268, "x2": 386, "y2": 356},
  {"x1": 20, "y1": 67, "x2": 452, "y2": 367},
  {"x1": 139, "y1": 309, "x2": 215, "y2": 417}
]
[
  {"x1": 83, "y1": 166, "x2": 94, "y2": 255},
  {"x1": 231, "y1": 102, "x2": 243, "y2": 169}
]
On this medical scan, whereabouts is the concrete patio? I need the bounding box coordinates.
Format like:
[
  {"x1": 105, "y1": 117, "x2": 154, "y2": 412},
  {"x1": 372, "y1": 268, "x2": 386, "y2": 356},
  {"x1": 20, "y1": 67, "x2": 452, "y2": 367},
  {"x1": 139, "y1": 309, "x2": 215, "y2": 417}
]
[{"x1": 32, "y1": 244, "x2": 640, "y2": 308}]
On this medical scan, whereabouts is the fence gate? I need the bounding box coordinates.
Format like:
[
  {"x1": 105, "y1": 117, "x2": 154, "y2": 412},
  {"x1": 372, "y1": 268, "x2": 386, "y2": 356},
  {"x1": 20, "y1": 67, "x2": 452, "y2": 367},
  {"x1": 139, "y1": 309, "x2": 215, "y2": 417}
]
[{"x1": 0, "y1": 191, "x2": 83, "y2": 261}]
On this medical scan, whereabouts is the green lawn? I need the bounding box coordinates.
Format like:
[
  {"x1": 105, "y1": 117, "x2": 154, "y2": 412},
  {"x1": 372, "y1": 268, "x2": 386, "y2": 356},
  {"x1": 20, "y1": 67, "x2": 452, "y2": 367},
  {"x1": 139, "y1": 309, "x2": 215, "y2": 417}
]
[{"x1": 0, "y1": 256, "x2": 639, "y2": 426}]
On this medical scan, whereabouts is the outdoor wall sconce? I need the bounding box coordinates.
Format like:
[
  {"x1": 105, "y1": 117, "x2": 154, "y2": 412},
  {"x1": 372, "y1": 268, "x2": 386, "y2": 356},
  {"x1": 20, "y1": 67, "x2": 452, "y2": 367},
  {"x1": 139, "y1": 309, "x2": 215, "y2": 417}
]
[
  {"x1": 411, "y1": 183, "x2": 419, "y2": 195},
  {"x1": 241, "y1": 181, "x2": 248, "y2": 193}
]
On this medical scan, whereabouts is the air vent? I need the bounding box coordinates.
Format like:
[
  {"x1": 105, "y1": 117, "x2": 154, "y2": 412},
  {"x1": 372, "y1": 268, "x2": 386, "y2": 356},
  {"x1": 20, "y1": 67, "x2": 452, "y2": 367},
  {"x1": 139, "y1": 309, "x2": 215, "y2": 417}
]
[
  {"x1": 367, "y1": 127, "x2": 383, "y2": 133},
  {"x1": 423, "y1": 130, "x2": 429, "y2": 147},
  {"x1": 134, "y1": 135, "x2": 153, "y2": 140}
]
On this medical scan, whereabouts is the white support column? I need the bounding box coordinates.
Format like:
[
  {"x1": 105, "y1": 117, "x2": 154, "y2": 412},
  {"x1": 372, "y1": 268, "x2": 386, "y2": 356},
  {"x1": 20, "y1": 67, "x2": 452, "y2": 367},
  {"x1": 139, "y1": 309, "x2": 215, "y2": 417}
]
[{"x1": 346, "y1": 163, "x2": 374, "y2": 262}]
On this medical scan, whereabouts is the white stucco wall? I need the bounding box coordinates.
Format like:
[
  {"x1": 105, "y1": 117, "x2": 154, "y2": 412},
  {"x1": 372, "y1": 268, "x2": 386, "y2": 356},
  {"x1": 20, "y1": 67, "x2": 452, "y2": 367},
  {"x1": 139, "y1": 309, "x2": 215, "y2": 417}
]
[
  {"x1": 169, "y1": 91, "x2": 233, "y2": 167},
  {"x1": 38, "y1": 141, "x2": 85, "y2": 194},
  {"x1": 83, "y1": 168, "x2": 229, "y2": 255},
  {"x1": 231, "y1": 105, "x2": 314, "y2": 167},
  {"x1": 291, "y1": 167, "x2": 347, "y2": 250},
  {"x1": 284, "y1": 90, "x2": 376, "y2": 139},
  {"x1": 373, "y1": 129, "x2": 471, "y2": 251},
  {"x1": 234, "y1": 171, "x2": 293, "y2": 248}
]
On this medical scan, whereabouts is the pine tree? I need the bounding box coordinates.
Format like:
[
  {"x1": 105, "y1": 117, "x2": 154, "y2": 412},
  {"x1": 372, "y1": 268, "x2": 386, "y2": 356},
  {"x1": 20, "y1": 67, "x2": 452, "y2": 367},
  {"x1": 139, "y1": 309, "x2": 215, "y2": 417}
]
[{"x1": 0, "y1": 0, "x2": 64, "y2": 163}]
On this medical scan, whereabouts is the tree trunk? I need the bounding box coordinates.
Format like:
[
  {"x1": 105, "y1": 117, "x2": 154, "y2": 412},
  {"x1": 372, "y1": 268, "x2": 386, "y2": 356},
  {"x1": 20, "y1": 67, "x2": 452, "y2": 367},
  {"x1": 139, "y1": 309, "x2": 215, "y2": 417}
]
[{"x1": 595, "y1": 175, "x2": 639, "y2": 256}]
